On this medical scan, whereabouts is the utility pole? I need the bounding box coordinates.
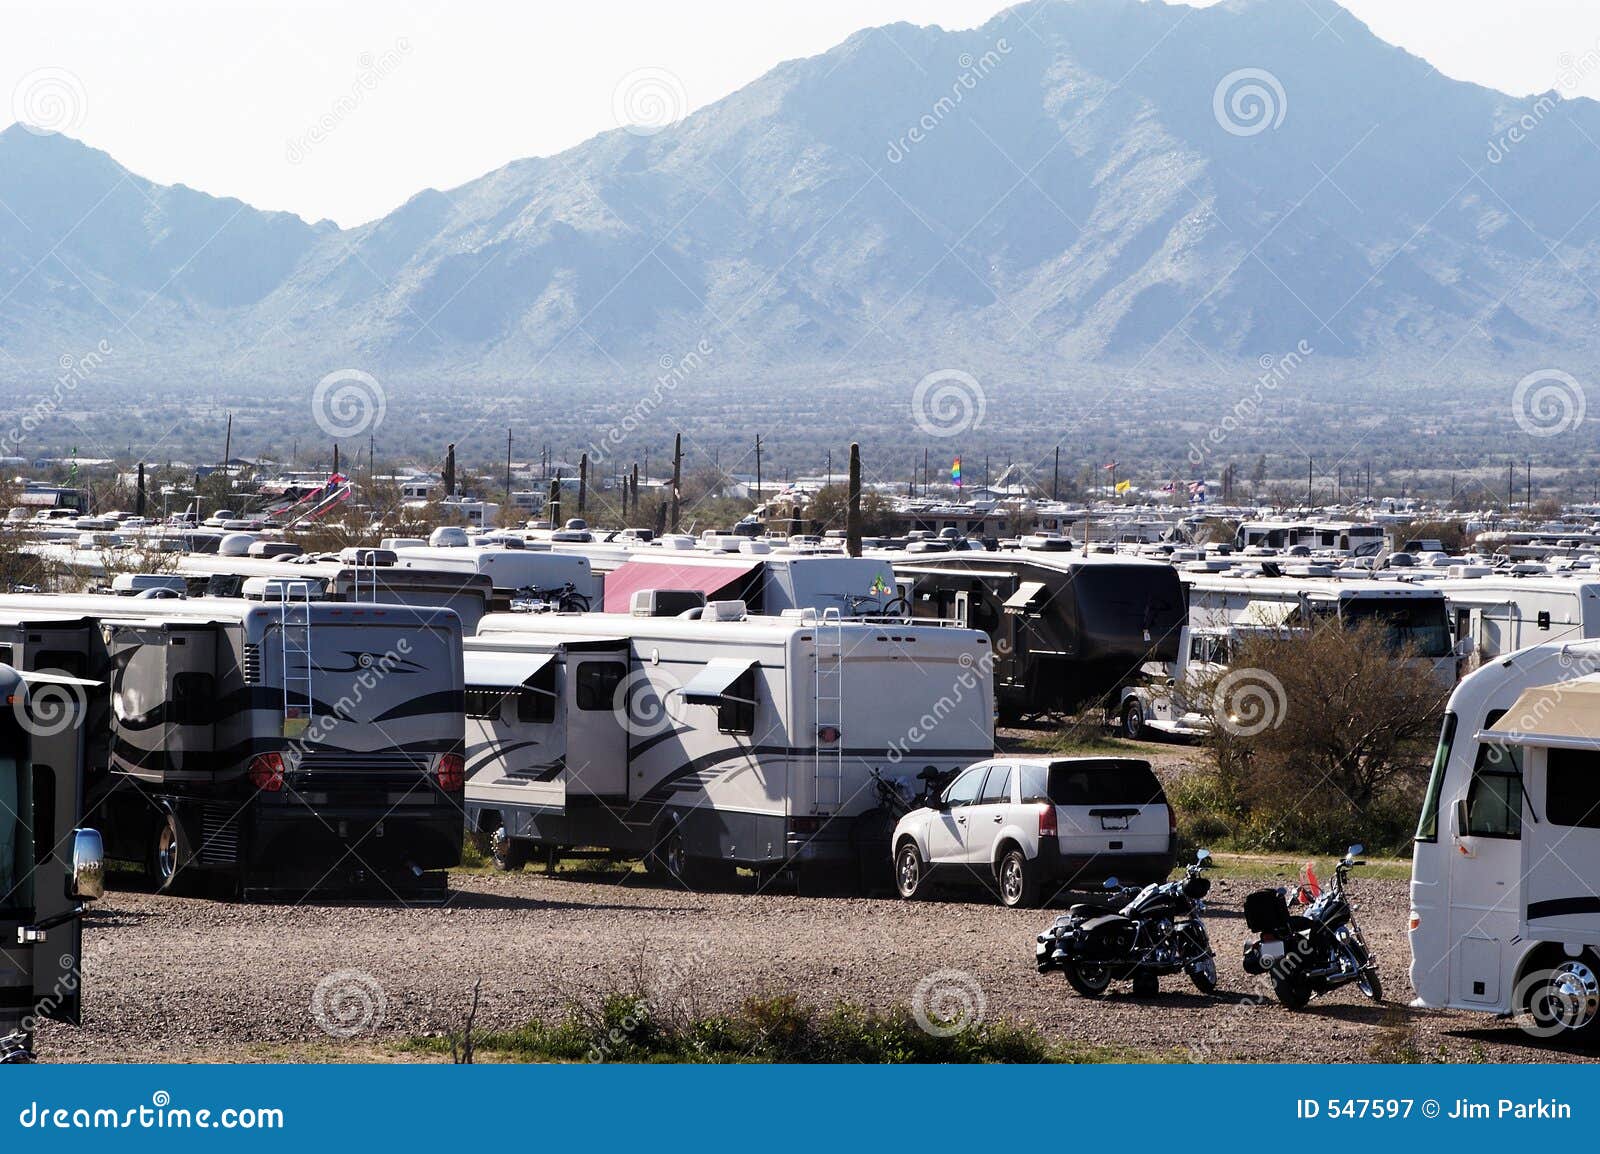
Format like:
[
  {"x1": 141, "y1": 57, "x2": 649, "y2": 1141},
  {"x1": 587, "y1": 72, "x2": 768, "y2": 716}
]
[
  {"x1": 1052, "y1": 446, "x2": 1060, "y2": 502},
  {"x1": 754, "y1": 434, "x2": 763, "y2": 509},
  {"x1": 505, "y1": 429, "x2": 513, "y2": 509},
  {"x1": 1307, "y1": 457, "x2": 1313, "y2": 505},
  {"x1": 222, "y1": 412, "x2": 232, "y2": 472},
  {"x1": 846, "y1": 442, "x2": 863, "y2": 558},
  {"x1": 630, "y1": 462, "x2": 639, "y2": 518},
  {"x1": 578, "y1": 452, "x2": 588, "y2": 516},
  {"x1": 669, "y1": 433, "x2": 682, "y2": 532}
]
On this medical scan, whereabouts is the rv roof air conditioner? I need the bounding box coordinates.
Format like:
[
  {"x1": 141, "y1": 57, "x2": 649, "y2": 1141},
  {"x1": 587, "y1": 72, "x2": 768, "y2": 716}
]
[
  {"x1": 111, "y1": 573, "x2": 188, "y2": 596},
  {"x1": 247, "y1": 541, "x2": 304, "y2": 559},
  {"x1": 631, "y1": 589, "x2": 708, "y2": 618},
  {"x1": 428, "y1": 526, "x2": 470, "y2": 548},
  {"x1": 217, "y1": 532, "x2": 258, "y2": 557},
  {"x1": 381, "y1": 537, "x2": 428, "y2": 550},
  {"x1": 661, "y1": 534, "x2": 697, "y2": 550},
  {"x1": 739, "y1": 539, "x2": 772, "y2": 555},
  {"x1": 701, "y1": 600, "x2": 748, "y2": 622}
]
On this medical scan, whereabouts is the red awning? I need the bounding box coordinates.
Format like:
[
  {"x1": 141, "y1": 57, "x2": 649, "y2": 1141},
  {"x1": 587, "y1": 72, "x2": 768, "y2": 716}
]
[{"x1": 601, "y1": 559, "x2": 762, "y2": 614}]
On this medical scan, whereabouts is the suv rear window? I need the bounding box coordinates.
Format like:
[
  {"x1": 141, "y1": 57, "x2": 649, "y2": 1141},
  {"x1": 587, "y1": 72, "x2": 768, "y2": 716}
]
[{"x1": 1021, "y1": 759, "x2": 1165, "y2": 807}]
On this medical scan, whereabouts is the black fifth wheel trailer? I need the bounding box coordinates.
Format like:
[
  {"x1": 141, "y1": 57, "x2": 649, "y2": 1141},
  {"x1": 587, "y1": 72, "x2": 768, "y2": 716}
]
[
  {"x1": 0, "y1": 665, "x2": 106, "y2": 1063},
  {"x1": 888, "y1": 548, "x2": 1187, "y2": 720},
  {"x1": 0, "y1": 593, "x2": 465, "y2": 899}
]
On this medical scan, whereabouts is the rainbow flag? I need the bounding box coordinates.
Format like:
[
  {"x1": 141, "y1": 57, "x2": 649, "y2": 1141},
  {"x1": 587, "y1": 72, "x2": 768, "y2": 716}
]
[{"x1": 950, "y1": 457, "x2": 962, "y2": 487}]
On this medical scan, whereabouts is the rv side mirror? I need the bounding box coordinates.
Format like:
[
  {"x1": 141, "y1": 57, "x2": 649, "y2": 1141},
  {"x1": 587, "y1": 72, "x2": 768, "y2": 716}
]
[{"x1": 69, "y1": 828, "x2": 105, "y2": 902}]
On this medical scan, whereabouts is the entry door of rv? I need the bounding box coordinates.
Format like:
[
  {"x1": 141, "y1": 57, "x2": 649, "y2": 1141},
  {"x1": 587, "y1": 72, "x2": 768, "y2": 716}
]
[
  {"x1": 1520, "y1": 746, "x2": 1600, "y2": 949},
  {"x1": 563, "y1": 644, "x2": 630, "y2": 799},
  {"x1": 24, "y1": 680, "x2": 94, "y2": 1025}
]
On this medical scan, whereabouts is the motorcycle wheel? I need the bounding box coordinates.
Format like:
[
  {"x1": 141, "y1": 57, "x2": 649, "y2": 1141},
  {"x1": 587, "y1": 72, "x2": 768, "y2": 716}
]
[
  {"x1": 1358, "y1": 967, "x2": 1384, "y2": 1002},
  {"x1": 1063, "y1": 961, "x2": 1113, "y2": 998},
  {"x1": 1188, "y1": 955, "x2": 1218, "y2": 995},
  {"x1": 1272, "y1": 975, "x2": 1312, "y2": 1010}
]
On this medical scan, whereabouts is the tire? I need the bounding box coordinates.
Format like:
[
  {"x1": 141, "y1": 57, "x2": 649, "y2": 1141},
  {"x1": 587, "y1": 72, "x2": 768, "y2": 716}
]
[
  {"x1": 1063, "y1": 960, "x2": 1113, "y2": 997},
  {"x1": 1121, "y1": 700, "x2": 1146, "y2": 741},
  {"x1": 147, "y1": 807, "x2": 191, "y2": 895},
  {"x1": 1188, "y1": 955, "x2": 1218, "y2": 995},
  {"x1": 1272, "y1": 975, "x2": 1312, "y2": 1010},
  {"x1": 1525, "y1": 956, "x2": 1600, "y2": 1039},
  {"x1": 489, "y1": 827, "x2": 527, "y2": 872},
  {"x1": 996, "y1": 848, "x2": 1040, "y2": 908},
  {"x1": 895, "y1": 841, "x2": 926, "y2": 900},
  {"x1": 1357, "y1": 967, "x2": 1384, "y2": 1002}
]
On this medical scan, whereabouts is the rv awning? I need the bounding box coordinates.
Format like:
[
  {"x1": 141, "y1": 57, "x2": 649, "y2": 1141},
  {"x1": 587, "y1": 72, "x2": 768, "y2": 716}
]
[
  {"x1": 1003, "y1": 581, "x2": 1049, "y2": 613},
  {"x1": 681, "y1": 659, "x2": 756, "y2": 706},
  {"x1": 1240, "y1": 599, "x2": 1300, "y2": 627},
  {"x1": 1484, "y1": 681, "x2": 1600, "y2": 749},
  {"x1": 602, "y1": 560, "x2": 761, "y2": 614},
  {"x1": 463, "y1": 651, "x2": 555, "y2": 690}
]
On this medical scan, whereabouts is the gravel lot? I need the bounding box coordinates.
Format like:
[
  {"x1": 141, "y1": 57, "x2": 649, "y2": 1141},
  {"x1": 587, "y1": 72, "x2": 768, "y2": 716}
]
[{"x1": 36, "y1": 864, "x2": 1600, "y2": 1064}]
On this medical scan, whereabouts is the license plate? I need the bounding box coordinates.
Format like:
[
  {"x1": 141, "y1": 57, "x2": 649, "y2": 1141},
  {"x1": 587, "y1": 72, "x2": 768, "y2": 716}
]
[
  {"x1": 1259, "y1": 939, "x2": 1285, "y2": 961},
  {"x1": 1099, "y1": 815, "x2": 1129, "y2": 831}
]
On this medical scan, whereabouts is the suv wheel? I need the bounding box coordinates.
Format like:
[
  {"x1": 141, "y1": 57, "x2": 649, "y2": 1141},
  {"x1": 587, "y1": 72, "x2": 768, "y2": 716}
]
[
  {"x1": 997, "y1": 848, "x2": 1039, "y2": 908},
  {"x1": 895, "y1": 841, "x2": 926, "y2": 899}
]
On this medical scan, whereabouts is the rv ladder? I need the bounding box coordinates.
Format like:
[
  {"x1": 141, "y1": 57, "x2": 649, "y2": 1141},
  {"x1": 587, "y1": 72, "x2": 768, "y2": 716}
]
[
  {"x1": 813, "y1": 608, "x2": 846, "y2": 813},
  {"x1": 279, "y1": 580, "x2": 315, "y2": 729},
  {"x1": 351, "y1": 550, "x2": 377, "y2": 602}
]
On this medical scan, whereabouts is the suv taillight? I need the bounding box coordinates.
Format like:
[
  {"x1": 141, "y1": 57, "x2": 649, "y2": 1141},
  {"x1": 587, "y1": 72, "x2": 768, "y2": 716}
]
[
  {"x1": 434, "y1": 753, "x2": 465, "y2": 792},
  {"x1": 1167, "y1": 804, "x2": 1177, "y2": 837},
  {"x1": 248, "y1": 752, "x2": 285, "y2": 792},
  {"x1": 1038, "y1": 804, "x2": 1057, "y2": 837}
]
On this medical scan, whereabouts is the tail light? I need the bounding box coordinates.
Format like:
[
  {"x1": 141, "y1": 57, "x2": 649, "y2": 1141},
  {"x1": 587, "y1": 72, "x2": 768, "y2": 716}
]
[
  {"x1": 1167, "y1": 804, "x2": 1177, "y2": 837},
  {"x1": 248, "y1": 752, "x2": 285, "y2": 792},
  {"x1": 434, "y1": 753, "x2": 465, "y2": 792},
  {"x1": 1038, "y1": 804, "x2": 1057, "y2": 838}
]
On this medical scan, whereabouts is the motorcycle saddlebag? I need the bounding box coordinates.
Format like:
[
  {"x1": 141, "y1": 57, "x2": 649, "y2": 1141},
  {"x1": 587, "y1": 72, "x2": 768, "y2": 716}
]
[
  {"x1": 1076, "y1": 914, "x2": 1137, "y2": 961},
  {"x1": 1244, "y1": 889, "x2": 1290, "y2": 933}
]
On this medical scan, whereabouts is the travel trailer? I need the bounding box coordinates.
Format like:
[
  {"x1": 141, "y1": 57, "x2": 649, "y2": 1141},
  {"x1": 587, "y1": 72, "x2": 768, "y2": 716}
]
[
  {"x1": 1409, "y1": 641, "x2": 1600, "y2": 1040},
  {"x1": 0, "y1": 665, "x2": 106, "y2": 1062},
  {"x1": 1234, "y1": 520, "x2": 1387, "y2": 558},
  {"x1": 1183, "y1": 573, "x2": 1459, "y2": 687},
  {"x1": 1434, "y1": 574, "x2": 1600, "y2": 667},
  {"x1": 887, "y1": 549, "x2": 1187, "y2": 720},
  {"x1": 594, "y1": 547, "x2": 903, "y2": 617},
  {"x1": 388, "y1": 543, "x2": 597, "y2": 610},
  {"x1": 1113, "y1": 623, "x2": 1299, "y2": 739},
  {"x1": 463, "y1": 601, "x2": 994, "y2": 889},
  {"x1": 0, "y1": 593, "x2": 465, "y2": 898}
]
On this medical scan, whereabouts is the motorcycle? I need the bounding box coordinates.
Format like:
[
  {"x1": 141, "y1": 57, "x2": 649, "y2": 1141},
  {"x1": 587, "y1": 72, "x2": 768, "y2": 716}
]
[
  {"x1": 1241, "y1": 843, "x2": 1382, "y2": 1010},
  {"x1": 1035, "y1": 849, "x2": 1218, "y2": 998}
]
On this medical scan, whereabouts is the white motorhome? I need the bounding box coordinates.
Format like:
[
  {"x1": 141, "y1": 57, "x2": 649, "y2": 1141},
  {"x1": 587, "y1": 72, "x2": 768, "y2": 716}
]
[
  {"x1": 1114, "y1": 622, "x2": 1300, "y2": 739},
  {"x1": 462, "y1": 602, "x2": 994, "y2": 888},
  {"x1": 1409, "y1": 641, "x2": 1600, "y2": 1039},
  {"x1": 1183, "y1": 573, "x2": 1459, "y2": 687}
]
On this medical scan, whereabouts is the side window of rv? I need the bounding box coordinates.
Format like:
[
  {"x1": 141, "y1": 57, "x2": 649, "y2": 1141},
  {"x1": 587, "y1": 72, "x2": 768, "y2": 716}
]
[
  {"x1": 517, "y1": 665, "x2": 557, "y2": 724},
  {"x1": 575, "y1": 662, "x2": 626, "y2": 711},
  {"x1": 1546, "y1": 748, "x2": 1600, "y2": 829},
  {"x1": 464, "y1": 689, "x2": 506, "y2": 721},
  {"x1": 1466, "y1": 712, "x2": 1522, "y2": 838},
  {"x1": 34, "y1": 649, "x2": 85, "y2": 678},
  {"x1": 717, "y1": 668, "x2": 756, "y2": 736},
  {"x1": 170, "y1": 672, "x2": 216, "y2": 725}
]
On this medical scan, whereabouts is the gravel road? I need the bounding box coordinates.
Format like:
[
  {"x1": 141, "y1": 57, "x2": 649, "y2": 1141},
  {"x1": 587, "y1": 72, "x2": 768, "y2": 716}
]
[{"x1": 36, "y1": 866, "x2": 1600, "y2": 1064}]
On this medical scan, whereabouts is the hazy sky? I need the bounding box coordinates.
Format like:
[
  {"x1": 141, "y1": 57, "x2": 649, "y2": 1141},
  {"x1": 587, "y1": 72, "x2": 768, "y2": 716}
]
[{"x1": 5, "y1": 0, "x2": 1600, "y2": 227}]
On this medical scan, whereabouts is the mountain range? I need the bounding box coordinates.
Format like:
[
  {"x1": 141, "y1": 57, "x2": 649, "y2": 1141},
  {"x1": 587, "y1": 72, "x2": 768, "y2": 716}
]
[{"x1": 3, "y1": 0, "x2": 1599, "y2": 394}]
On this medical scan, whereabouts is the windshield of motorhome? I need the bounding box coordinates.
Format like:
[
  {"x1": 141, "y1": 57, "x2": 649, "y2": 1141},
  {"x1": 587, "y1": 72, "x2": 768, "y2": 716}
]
[
  {"x1": 1342, "y1": 598, "x2": 1452, "y2": 657},
  {"x1": 0, "y1": 755, "x2": 32, "y2": 913}
]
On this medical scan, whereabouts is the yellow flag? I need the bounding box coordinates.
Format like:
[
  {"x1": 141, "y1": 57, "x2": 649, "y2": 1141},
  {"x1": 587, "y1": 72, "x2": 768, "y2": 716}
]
[{"x1": 1115, "y1": 479, "x2": 1132, "y2": 493}]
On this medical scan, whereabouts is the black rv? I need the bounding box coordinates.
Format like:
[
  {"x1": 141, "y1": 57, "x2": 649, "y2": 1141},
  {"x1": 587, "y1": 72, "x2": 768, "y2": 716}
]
[{"x1": 889, "y1": 546, "x2": 1186, "y2": 720}]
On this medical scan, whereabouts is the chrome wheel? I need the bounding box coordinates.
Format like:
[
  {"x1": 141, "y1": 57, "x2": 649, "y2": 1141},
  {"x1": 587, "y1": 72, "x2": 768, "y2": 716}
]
[
  {"x1": 1001, "y1": 856, "x2": 1024, "y2": 904},
  {"x1": 1541, "y1": 960, "x2": 1600, "y2": 1033},
  {"x1": 663, "y1": 830, "x2": 688, "y2": 880},
  {"x1": 156, "y1": 823, "x2": 179, "y2": 881},
  {"x1": 895, "y1": 844, "x2": 922, "y2": 899},
  {"x1": 1122, "y1": 701, "x2": 1145, "y2": 739}
]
